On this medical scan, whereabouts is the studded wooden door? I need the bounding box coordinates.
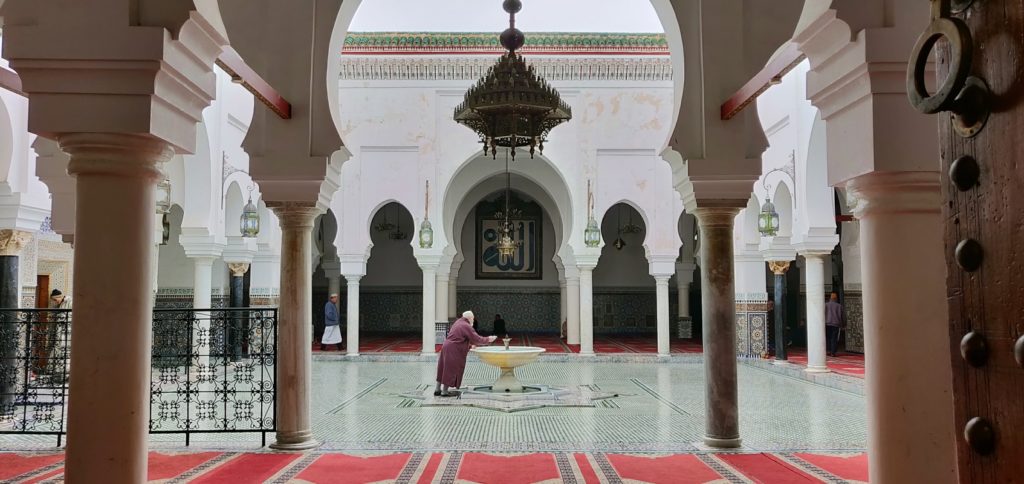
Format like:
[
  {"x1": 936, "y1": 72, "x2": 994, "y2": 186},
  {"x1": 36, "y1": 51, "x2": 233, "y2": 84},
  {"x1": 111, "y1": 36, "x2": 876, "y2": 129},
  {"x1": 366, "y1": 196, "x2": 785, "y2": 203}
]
[{"x1": 910, "y1": 0, "x2": 1024, "y2": 480}]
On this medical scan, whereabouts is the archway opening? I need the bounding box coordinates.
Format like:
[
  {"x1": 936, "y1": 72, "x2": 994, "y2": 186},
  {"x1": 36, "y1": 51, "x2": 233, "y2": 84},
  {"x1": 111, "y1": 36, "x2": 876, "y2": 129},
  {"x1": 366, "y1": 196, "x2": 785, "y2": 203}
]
[
  {"x1": 593, "y1": 202, "x2": 656, "y2": 351},
  {"x1": 452, "y1": 181, "x2": 561, "y2": 341}
]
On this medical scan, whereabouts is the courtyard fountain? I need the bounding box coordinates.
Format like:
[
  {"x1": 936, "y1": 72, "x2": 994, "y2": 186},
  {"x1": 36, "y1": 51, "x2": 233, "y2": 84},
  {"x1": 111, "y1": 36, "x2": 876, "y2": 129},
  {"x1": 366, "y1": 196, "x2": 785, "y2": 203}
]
[{"x1": 470, "y1": 339, "x2": 546, "y2": 393}]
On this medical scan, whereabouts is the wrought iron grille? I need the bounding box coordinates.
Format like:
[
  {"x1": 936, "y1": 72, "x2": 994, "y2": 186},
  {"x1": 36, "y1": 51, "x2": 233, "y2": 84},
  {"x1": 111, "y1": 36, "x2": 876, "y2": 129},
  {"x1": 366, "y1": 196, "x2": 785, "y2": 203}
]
[
  {"x1": 0, "y1": 308, "x2": 277, "y2": 447},
  {"x1": 0, "y1": 309, "x2": 72, "y2": 446},
  {"x1": 150, "y1": 308, "x2": 277, "y2": 446}
]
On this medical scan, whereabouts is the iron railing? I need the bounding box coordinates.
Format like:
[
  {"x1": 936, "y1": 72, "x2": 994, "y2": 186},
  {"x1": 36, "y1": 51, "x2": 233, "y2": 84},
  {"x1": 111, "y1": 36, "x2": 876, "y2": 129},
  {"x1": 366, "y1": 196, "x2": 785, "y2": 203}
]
[
  {"x1": 0, "y1": 308, "x2": 277, "y2": 447},
  {"x1": 0, "y1": 309, "x2": 72, "y2": 446}
]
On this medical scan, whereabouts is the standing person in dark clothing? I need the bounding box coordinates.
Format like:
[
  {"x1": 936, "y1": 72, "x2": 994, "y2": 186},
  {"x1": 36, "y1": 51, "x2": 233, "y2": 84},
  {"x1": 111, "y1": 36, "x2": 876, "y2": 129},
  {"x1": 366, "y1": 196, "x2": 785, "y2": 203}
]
[
  {"x1": 493, "y1": 314, "x2": 507, "y2": 337},
  {"x1": 435, "y1": 311, "x2": 496, "y2": 397},
  {"x1": 825, "y1": 292, "x2": 844, "y2": 356},
  {"x1": 321, "y1": 293, "x2": 342, "y2": 351}
]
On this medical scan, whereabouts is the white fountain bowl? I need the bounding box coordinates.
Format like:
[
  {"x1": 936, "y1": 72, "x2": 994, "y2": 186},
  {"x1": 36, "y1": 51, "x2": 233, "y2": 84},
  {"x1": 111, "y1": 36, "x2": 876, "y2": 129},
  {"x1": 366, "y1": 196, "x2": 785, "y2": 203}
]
[
  {"x1": 471, "y1": 346, "x2": 546, "y2": 368},
  {"x1": 470, "y1": 346, "x2": 546, "y2": 393}
]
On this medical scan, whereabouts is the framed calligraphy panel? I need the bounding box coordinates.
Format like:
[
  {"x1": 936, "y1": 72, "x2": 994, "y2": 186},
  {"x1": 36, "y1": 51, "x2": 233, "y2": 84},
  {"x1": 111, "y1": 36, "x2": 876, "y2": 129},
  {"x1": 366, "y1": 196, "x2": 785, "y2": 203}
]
[{"x1": 475, "y1": 196, "x2": 542, "y2": 280}]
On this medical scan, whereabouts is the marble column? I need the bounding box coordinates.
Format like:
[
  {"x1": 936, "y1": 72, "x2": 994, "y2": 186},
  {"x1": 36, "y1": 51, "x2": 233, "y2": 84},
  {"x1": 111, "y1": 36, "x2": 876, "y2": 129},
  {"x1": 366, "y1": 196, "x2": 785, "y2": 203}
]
[
  {"x1": 655, "y1": 276, "x2": 671, "y2": 356},
  {"x1": 447, "y1": 277, "x2": 458, "y2": 318},
  {"x1": 802, "y1": 254, "x2": 829, "y2": 372},
  {"x1": 420, "y1": 266, "x2": 436, "y2": 354},
  {"x1": 0, "y1": 230, "x2": 30, "y2": 412},
  {"x1": 435, "y1": 271, "x2": 449, "y2": 331},
  {"x1": 578, "y1": 265, "x2": 596, "y2": 356},
  {"x1": 566, "y1": 276, "x2": 580, "y2": 345},
  {"x1": 192, "y1": 256, "x2": 215, "y2": 369},
  {"x1": 846, "y1": 172, "x2": 955, "y2": 483},
  {"x1": 227, "y1": 263, "x2": 249, "y2": 362},
  {"x1": 694, "y1": 207, "x2": 742, "y2": 448},
  {"x1": 268, "y1": 203, "x2": 320, "y2": 450},
  {"x1": 60, "y1": 133, "x2": 171, "y2": 481},
  {"x1": 768, "y1": 261, "x2": 790, "y2": 362},
  {"x1": 345, "y1": 276, "x2": 361, "y2": 356}
]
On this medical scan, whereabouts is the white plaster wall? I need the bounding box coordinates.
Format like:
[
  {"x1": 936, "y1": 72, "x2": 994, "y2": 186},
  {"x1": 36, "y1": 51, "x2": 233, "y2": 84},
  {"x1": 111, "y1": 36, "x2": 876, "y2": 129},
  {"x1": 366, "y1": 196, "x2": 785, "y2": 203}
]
[
  {"x1": 332, "y1": 65, "x2": 677, "y2": 282},
  {"x1": 158, "y1": 206, "x2": 194, "y2": 289}
]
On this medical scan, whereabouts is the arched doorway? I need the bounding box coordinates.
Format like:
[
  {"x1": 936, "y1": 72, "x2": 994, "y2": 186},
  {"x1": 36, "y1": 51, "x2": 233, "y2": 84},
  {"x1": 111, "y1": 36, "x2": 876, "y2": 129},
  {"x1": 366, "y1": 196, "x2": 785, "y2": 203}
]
[{"x1": 592, "y1": 202, "x2": 656, "y2": 352}]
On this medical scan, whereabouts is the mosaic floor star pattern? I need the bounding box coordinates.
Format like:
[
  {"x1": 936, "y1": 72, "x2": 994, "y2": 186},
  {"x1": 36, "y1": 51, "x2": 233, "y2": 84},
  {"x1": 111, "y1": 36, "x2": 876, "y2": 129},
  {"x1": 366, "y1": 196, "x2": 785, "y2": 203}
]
[{"x1": 0, "y1": 450, "x2": 868, "y2": 483}]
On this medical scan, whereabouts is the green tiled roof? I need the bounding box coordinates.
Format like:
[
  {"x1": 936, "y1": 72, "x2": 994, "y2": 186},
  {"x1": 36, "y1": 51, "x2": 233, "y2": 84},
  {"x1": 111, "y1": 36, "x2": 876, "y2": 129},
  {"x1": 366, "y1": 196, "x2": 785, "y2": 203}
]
[{"x1": 342, "y1": 32, "x2": 668, "y2": 53}]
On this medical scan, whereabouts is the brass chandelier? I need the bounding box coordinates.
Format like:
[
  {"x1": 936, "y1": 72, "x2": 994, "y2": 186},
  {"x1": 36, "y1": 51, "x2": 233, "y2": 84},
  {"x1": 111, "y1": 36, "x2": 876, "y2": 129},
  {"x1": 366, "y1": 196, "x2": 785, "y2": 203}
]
[{"x1": 454, "y1": 0, "x2": 572, "y2": 160}]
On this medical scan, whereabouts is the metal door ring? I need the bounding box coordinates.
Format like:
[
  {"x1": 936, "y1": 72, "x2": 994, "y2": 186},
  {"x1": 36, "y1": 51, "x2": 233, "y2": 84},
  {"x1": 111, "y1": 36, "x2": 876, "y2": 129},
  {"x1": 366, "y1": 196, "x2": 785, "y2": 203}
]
[{"x1": 908, "y1": 17, "x2": 973, "y2": 115}]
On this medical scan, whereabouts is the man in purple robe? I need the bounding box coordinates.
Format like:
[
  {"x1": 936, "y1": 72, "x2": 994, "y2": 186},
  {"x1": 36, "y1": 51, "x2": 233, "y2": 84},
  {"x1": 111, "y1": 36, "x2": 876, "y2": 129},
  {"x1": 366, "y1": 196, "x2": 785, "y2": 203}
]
[{"x1": 435, "y1": 310, "x2": 496, "y2": 397}]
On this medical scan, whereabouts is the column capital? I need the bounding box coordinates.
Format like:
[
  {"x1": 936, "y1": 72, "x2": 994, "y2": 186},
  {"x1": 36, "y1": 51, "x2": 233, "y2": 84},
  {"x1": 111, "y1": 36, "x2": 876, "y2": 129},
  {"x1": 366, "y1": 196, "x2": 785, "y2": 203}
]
[
  {"x1": 227, "y1": 262, "x2": 250, "y2": 277},
  {"x1": 269, "y1": 203, "x2": 320, "y2": 229},
  {"x1": 653, "y1": 274, "x2": 673, "y2": 285},
  {"x1": 799, "y1": 250, "x2": 833, "y2": 260},
  {"x1": 693, "y1": 207, "x2": 742, "y2": 228},
  {"x1": 767, "y1": 261, "x2": 791, "y2": 275},
  {"x1": 60, "y1": 133, "x2": 172, "y2": 182},
  {"x1": 845, "y1": 171, "x2": 941, "y2": 219},
  {"x1": 0, "y1": 229, "x2": 33, "y2": 256},
  {"x1": 191, "y1": 255, "x2": 218, "y2": 267},
  {"x1": 344, "y1": 275, "x2": 363, "y2": 285}
]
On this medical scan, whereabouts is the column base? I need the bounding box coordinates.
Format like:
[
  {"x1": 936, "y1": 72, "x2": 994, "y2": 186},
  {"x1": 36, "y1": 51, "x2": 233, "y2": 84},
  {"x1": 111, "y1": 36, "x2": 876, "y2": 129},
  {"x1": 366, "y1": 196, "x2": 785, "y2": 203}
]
[
  {"x1": 805, "y1": 365, "x2": 830, "y2": 373},
  {"x1": 772, "y1": 359, "x2": 789, "y2": 365},
  {"x1": 346, "y1": 352, "x2": 360, "y2": 357},
  {"x1": 657, "y1": 353, "x2": 670, "y2": 358},
  {"x1": 270, "y1": 431, "x2": 320, "y2": 451},
  {"x1": 421, "y1": 352, "x2": 437, "y2": 357},
  {"x1": 703, "y1": 436, "x2": 742, "y2": 448},
  {"x1": 579, "y1": 351, "x2": 595, "y2": 357}
]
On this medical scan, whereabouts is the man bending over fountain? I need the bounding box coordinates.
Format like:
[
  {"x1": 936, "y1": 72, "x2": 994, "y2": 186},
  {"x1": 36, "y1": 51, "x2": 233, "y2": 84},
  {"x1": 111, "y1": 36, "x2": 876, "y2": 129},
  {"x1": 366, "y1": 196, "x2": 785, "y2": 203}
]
[{"x1": 435, "y1": 310, "x2": 496, "y2": 397}]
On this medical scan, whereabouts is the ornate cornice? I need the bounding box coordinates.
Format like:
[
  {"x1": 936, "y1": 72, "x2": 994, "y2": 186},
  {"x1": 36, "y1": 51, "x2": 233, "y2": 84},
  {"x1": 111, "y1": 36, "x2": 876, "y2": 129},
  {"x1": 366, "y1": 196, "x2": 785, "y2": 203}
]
[
  {"x1": 339, "y1": 56, "x2": 672, "y2": 82},
  {"x1": 342, "y1": 32, "x2": 669, "y2": 55}
]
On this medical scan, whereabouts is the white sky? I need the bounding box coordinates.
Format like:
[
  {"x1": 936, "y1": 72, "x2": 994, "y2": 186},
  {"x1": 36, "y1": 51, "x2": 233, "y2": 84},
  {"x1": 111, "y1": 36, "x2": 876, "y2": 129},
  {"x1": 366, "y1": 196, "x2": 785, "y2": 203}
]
[{"x1": 348, "y1": 0, "x2": 665, "y2": 33}]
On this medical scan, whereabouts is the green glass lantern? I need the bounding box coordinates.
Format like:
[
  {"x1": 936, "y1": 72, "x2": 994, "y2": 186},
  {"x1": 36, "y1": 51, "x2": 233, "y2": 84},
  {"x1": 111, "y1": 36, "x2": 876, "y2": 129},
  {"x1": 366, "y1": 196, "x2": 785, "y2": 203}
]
[
  {"x1": 240, "y1": 189, "x2": 260, "y2": 238},
  {"x1": 758, "y1": 198, "x2": 780, "y2": 237},
  {"x1": 419, "y1": 219, "x2": 433, "y2": 248},
  {"x1": 584, "y1": 216, "x2": 601, "y2": 247}
]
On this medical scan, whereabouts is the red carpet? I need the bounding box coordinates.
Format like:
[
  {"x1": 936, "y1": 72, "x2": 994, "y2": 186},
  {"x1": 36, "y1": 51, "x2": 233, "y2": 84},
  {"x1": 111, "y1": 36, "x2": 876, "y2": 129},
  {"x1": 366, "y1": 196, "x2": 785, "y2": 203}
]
[
  {"x1": 718, "y1": 453, "x2": 818, "y2": 483},
  {"x1": 0, "y1": 450, "x2": 866, "y2": 483},
  {"x1": 794, "y1": 451, "x2": 869, "y2": 482},
  {"x1": 606, "y1": 453, "x2": 722, "y2": 484},
  {"x1": 786, "y1": 349, "x2": 865, "y2": 378}
]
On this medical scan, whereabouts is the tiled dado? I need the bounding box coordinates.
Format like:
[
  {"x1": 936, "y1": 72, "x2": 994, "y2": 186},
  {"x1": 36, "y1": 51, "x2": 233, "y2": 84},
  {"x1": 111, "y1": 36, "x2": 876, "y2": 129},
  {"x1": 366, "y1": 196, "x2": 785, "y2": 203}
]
[
  {"x1": 338, "y1": 286, "x2": 668, "y2": 334},
  {"x1": 842, "y1": 291, "x2": 864, "y2": 353},
  {"x1": 736, "y1": 294, "x2": 769, "y2": 358}
]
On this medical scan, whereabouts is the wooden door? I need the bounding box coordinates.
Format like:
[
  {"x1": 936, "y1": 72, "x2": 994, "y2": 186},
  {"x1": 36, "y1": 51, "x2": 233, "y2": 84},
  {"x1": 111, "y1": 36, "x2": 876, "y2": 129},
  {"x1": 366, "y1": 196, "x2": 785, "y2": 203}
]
[
  {"x1": 925, "y1": 0, "x2": 1024, "y2": 479},
  {"x1": 35, "y1": 275, "x2": 49, "y2": 309}
]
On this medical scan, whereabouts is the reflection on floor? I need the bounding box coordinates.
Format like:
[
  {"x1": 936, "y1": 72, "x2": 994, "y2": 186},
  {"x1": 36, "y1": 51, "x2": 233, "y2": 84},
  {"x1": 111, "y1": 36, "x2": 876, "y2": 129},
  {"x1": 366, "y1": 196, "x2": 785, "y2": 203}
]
[
  {"x1": 0, "y1": 449, "x2": 868, "y2": 483},
  {"x1": 313, "y1": 333, "x2": 866, "y2": 378}
]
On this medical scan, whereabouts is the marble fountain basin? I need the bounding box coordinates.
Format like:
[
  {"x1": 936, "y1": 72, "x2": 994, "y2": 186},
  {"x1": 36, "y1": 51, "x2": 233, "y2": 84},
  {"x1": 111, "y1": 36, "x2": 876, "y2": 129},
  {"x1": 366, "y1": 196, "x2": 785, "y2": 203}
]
[{"x1": 471, "y1": 346, "x2": 546, "y2": 393}]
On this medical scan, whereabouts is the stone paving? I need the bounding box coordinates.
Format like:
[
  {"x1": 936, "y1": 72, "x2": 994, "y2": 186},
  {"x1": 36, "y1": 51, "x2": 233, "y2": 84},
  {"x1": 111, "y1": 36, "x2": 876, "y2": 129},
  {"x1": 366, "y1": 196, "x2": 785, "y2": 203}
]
[{"x1": 1, "y1": 357, "x2": 867, "y2": 454}]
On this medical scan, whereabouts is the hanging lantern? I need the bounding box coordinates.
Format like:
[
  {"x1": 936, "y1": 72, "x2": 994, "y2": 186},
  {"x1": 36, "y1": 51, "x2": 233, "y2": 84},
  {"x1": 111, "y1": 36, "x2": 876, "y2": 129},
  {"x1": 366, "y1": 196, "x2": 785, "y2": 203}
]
[
  {"x1": 758, "y1": 198, "x2": 780, "y2": 237},
  {"x1": 419, "y1": 219, "x2": 434, "y2": 248},
  {"x1": 496, "y1": 224, "x2": 518, "y2": 265},
  {"x1": 584, "y1": 216, "x2": 601, "y2": 247},
  {"x1": 240, "y1": 187, "x2": 260, "y2": 238},
  {"x1": 613, "y1": 237, "x2": 626, "y2": 251}
]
